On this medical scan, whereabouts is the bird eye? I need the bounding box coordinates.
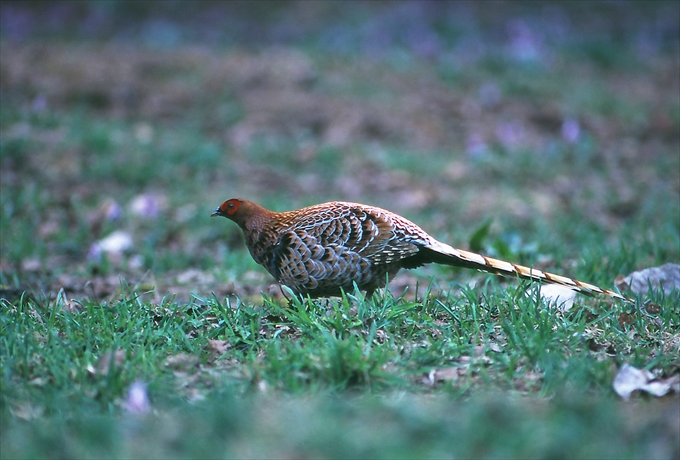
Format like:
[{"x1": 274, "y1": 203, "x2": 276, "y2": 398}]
[{"x1": 222, "y1": 199, "x2": 240, "y2": 215}]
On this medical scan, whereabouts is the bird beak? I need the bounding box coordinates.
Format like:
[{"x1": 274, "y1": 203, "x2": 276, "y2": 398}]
[{"x1": 211, "y1": 208, "x2": 222, "y2": 217}]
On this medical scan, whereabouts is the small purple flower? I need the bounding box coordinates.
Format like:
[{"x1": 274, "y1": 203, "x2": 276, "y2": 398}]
[
  {"x1": 103, "y1": 200, "x2": 122, "y2": 221},
  {"x1": 31, "y1": 94, "x2": 47, "y2": 113},
  {"x1": 478, "y1": 83, "x2": 501, "y2": 109},
  {"x1": 0, "y1": 5, "x2": 35, "y2": 41},
  {"x1": 466, "y1": 133, "x2": 488, "y2": 159},
  {"x1": 123, "y1": 381, "x2": 150, "y2": 415},
  {"x1": 496, "y1": 121, "x2": 525, "y2": 148},
  {"x1": 507, "y1": 19, "x2": 543, "y2": 62},
  {"x1": 561, "y1": 118, "x2": 581, "y2": 144},
  {"x1": 129, "y1": 194, "x2": 160, "y2": 218}
]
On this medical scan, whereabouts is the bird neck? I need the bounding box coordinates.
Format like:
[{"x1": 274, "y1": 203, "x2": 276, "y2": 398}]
[{"x1": 240, "y1": 204, "x2": 276, "y2": 232}]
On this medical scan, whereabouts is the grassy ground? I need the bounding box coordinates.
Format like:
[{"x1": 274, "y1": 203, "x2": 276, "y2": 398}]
[{"x1": 1, "y1": 1, "x2": 679, "y2": 458}]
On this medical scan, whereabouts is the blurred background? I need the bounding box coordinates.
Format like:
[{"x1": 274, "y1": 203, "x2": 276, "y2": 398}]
[{"x1": 1, "y1": 0, "x2": 678, "y2": 300}]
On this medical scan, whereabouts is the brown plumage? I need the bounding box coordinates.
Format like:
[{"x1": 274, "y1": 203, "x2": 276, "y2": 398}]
[{"x1": 212, "y1": 198, "x2": 632, "y2": 303}]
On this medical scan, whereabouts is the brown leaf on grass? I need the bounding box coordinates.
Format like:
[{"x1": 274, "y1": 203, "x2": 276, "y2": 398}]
[
  {"x1": 473, "y1": 342, "x2": 502, "y2": 362},
  {"x1": 374, "y1": 329, "x2": 389, "y2": 344},
  {"x1": 21, "y1": 258, "x2": 41, "y2": 272},
  {"x1": 89, "y1": 349, "x2": 125, "y2": 376},
  {"x1": 613, "y1": 364, "x2": 680, "y2": 401},
  {"x1": 53, "y1": 273, "x2": 120, "y2": 301},
  {"x1": 28, "y1": 377, "x2": 48, "y2": 387},
  {"x1": 165, "y1": 353, "x2": 199, "y2": 372},
  {"x1": 56, "y1": 287, "x2": 83, "y2": 313},
  {"x1": 175, "y1": 268, "x2": 216, "y2": 285},
  {"x1": 645, "y1": 303, "x2": 661, "y2": 315},
  {"x1": 488, "y1": 342, "x2": 503, "y2": 353},
  {"x1": 11, "y1": 402, "x2": 44, "y2": 421},
  {"x1": 424, "y1": 365, "x2": 468, "y2": 386},
  {"x1": 514, "y1": 370, "x2": 544, "y2": 393},
  {"x1": 618, "y1": 312, "x2": 636, "y2": 327},
  {"x1": 185, "y1": 386, "x2": 208, "y2": 403},
  {"x1": 207, "y1": 339, "x2": 231, "y2": 363}
]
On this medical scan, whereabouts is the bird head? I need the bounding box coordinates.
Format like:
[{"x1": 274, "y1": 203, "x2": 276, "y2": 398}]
[
  {"x1": 211, "y1": 198, "x2": 271, "y2": 229},
  {"x1": 211, "y1": 198, "x2": 242, "y2": 218}
]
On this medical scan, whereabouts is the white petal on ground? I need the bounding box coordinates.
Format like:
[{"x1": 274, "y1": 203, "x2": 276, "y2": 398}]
[
  {"x1": 528, "y1": 284, "x2": 577, "y2": 312},
  {"x1": 89, "y1": 230, "x2": 133, "y2": 259},
  {"x1": 613, "y1": 364, "x2": 678, "y2": 400}
]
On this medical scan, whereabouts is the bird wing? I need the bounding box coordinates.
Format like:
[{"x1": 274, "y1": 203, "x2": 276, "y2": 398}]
[{"x1": 278, "y1": 202, "x2": 422, "y2": 265}]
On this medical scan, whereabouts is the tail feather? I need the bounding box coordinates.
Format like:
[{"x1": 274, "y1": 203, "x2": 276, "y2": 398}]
[{"x1": 425, "y1": 241, "x2": 633, "y2": 303}]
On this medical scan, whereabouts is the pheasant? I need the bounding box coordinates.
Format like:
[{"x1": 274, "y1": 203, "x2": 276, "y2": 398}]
[{"x1": 211, "y1": 198, "x2": 632, "y2": 303}]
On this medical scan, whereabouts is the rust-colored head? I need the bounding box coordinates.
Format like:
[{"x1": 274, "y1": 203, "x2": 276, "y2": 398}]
[{"x1": 211, "y1": 198, "x2": 271, "y2": 229}]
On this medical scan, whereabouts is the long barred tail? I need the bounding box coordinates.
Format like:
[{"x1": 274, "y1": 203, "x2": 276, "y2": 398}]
[{"x1": 427, "y1": 241, "x2": 634, "y2": 303}]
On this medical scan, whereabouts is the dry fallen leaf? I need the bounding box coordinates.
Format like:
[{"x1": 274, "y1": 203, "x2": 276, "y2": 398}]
[
  {"x1": 11, "y1": 402, "x2": 44, "y2": 421},
  {"x1": 424, "y1": 365, "x2": 468, "y2": 386},
  {"x1": 207, "y1": 339, "x2": 231, "y2": 363},
  {"x1": 616, "y1": 263, "x2": 680, "y2": 295},
  {"x1": 617, "y1": 312, "x2": 636, "y2": 327},
  {"x1": 56, "y1": 287, "x2": 83, "y2": 313},
  {"x1": 165, "y1": 353, "x2": 199, "y2": 371},
  {"x1": 488, "y1": 342, "x2": 503, "y2": 353},
  {"x1": 645, "y1": 303, "x2": 661, "y2": 315},
  {"x1": 613, "y1": 364, "x2": 680, "y2": 401},
  {"x1": 91, "y1": 349, "x2": 126, "y2": 376}
]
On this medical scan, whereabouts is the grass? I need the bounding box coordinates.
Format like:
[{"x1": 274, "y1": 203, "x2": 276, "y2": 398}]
[
  {"x1": 1, "y1": 1, "x2": 679, "y2": 458},
  {"x1": 2, "y1": 282, "x2": 679, "y2": 457}
]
